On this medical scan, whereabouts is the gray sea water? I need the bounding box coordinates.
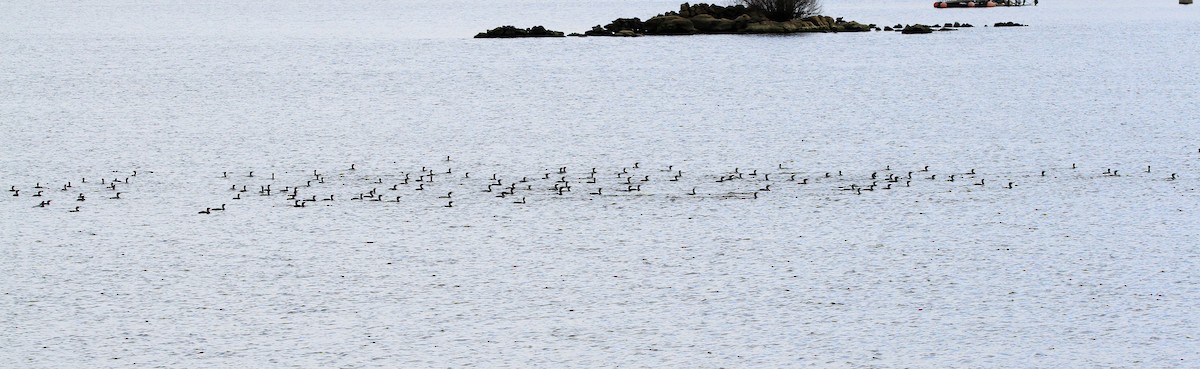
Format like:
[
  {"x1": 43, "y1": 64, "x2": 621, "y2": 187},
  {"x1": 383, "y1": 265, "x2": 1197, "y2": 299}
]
[{"x1": 3, "y1": 0, "x2": 1199, "y2": 367}]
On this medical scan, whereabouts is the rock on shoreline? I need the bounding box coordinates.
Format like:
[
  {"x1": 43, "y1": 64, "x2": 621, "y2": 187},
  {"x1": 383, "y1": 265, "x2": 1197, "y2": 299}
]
[{"x1": 474, "y1": 25, "x2": 565, "y2": 38}]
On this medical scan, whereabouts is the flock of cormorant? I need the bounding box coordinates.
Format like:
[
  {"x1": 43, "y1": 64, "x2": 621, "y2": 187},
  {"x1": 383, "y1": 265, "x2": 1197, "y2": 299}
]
[
  {"x1": 9, "y1": 170, "x2": 141, "y2": 213},
  {"x1": 7, "y1": 153, "x2": 1192, "y2": 214}
]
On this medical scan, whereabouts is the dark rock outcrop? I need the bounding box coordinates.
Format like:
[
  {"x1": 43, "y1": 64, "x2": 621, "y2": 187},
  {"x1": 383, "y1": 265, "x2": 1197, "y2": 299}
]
[
  {"x1": 474, "y1": 25, "x2": 565, "y2": 38},
  {"x1": 901, "y1": 24, "x2": 934, "y2": 34},
  {"x1": 473, "y1": 3, "x2": 997, "y2": 38},
  {"x1": 589, "y1": 2, "x2": 874, "y2": 36},
  {"x1": 644, "y1": 15, "x2": 698, "y2": 34},
  {"x1": 607, "y1": 18, "x2": 646, "y2": 34},
  {"x1": 585, "y1": 18, "x2": 642, "y2": 36}
]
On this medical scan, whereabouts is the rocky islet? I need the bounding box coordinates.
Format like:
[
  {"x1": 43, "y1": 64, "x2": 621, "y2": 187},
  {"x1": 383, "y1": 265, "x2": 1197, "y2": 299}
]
[{"x1": 476, "y1": 2, "x2": 1027, "y2": 38}]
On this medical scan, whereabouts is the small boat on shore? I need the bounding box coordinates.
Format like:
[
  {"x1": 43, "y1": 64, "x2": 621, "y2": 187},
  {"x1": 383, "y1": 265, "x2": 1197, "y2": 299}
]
[{"x1": 1183, "y1": 0, "x2": 1193, "y2": 5}]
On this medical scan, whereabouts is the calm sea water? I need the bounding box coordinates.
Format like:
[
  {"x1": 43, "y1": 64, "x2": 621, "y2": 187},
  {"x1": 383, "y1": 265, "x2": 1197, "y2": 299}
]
[{"x1": 2, "y1": 0, "x2": 1199, "y2": 367}]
